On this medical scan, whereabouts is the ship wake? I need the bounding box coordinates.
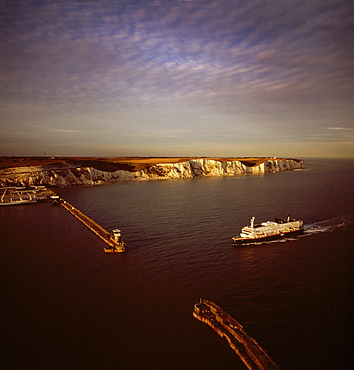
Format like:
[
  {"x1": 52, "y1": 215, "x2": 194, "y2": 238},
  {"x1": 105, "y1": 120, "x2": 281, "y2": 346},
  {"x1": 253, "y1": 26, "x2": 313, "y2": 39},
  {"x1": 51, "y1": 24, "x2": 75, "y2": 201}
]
[{"x1": 303, "y1": 214, "x2": 354, "y2": 236}]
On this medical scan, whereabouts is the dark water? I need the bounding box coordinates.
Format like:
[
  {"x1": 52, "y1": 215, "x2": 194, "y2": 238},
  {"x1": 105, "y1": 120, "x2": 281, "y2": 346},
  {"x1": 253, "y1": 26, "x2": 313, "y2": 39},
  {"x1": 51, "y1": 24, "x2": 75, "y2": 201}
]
[{"x1": 2, "y1": 158, "x2": 353, "y2": 370}]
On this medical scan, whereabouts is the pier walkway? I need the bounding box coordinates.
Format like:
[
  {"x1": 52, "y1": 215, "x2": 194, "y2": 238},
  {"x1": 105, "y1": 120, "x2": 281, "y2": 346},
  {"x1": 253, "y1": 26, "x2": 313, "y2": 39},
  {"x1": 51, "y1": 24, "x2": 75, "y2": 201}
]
[
  {"x1": 193, "y1": 299, "x2": 280, "y2": 370},
  {"x1": 60, "y1": 199, "x2": 126, "y2": 252},
  {"x1": 1, "y1": 186, "x2": 125, "y2": 252}
]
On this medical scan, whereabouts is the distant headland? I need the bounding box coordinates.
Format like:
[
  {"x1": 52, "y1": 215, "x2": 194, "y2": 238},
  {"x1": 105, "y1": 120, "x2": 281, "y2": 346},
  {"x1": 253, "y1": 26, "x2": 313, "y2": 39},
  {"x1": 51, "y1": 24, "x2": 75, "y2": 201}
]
[{"x1": 0, "y1": 156, "x2": 304, "y2": 187}]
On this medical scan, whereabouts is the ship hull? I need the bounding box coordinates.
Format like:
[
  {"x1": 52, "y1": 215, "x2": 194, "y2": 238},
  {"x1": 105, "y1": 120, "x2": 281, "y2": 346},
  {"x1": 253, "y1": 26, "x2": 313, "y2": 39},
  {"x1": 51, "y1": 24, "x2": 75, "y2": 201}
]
[{"x1": 232, "y1": 227, "x2": 304, "y2": 245}]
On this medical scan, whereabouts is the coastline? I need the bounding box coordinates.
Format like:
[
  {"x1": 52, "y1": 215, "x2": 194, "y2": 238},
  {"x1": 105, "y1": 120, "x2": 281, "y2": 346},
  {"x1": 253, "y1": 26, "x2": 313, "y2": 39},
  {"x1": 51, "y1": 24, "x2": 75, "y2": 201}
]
[{"x1": 0, "y1": 157, "x2": 305, "y2": 187}]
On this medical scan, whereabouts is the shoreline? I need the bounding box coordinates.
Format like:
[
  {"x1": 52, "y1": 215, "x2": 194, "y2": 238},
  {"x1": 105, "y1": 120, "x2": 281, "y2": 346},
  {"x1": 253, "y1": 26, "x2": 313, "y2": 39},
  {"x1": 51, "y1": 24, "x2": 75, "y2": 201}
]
[{"x1": 0, "y1": 157, "x2": 305, "y2": 187}]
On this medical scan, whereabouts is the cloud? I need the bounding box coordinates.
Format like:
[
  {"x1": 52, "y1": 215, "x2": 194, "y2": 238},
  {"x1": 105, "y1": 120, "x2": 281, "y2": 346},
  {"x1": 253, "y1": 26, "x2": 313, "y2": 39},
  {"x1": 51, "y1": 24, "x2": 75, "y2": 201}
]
[
  {"x1": 328, "y1": 127, "x2": 354, "y2": 130},
  {"x1": 1, "y1": 0, "x2": 353, "y2": 156}
]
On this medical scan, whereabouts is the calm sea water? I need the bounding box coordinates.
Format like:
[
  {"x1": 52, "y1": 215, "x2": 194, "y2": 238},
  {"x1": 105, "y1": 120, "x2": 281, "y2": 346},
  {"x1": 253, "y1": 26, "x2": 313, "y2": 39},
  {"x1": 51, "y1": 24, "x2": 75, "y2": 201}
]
[{"x1": 2, "y1": 158, "x2": 353, "y2": 370}]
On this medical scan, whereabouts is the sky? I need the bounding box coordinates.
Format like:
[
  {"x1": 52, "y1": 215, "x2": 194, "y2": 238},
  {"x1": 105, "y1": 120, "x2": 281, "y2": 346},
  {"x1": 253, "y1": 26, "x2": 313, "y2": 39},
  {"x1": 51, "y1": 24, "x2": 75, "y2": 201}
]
[{"x1": 1, "y1": 0, "x2": 353, "y2": 158}]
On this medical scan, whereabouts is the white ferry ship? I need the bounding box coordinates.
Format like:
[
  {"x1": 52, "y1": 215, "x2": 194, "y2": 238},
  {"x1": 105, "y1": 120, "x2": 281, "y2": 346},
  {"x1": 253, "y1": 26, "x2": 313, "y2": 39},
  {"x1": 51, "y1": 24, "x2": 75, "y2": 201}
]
[{"x1": 232, "y1": 216, "x2": 304, "y2": 245}]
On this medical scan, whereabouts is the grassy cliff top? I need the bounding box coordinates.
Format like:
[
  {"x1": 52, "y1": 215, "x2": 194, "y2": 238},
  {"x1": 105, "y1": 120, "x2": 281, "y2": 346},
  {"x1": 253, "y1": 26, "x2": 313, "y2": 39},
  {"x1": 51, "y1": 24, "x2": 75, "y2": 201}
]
[{"x1": 0, "y1": 156, "x2": 300, "y2": 172}]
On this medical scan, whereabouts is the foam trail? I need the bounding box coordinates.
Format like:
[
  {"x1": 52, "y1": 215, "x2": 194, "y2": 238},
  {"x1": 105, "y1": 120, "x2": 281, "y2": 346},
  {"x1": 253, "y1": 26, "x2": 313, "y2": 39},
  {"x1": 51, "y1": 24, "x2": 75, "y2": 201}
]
[{"x1": 304, "y1": 214, "x2": 354, "y2": 236}]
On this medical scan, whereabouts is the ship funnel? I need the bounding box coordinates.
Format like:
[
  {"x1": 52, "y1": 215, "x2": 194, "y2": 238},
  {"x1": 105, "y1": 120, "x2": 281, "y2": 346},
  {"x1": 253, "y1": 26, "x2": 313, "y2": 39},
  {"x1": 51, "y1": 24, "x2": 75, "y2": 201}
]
[{"x1": 250, "y1": 217, "x2": 255, "y2": 228}]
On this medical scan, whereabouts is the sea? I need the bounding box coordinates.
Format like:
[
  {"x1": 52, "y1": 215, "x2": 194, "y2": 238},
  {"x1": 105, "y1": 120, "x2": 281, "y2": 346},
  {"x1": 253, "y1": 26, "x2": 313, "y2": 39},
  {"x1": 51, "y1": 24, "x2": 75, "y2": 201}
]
[{"x1": 1, "y1": 158, "x2": 353, "y2": 370}]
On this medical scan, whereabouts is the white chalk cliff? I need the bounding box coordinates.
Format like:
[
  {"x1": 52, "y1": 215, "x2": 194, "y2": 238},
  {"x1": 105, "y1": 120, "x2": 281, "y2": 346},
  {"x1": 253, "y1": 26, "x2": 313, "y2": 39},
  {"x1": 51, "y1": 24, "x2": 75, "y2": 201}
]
[{"x1": 0, "y1": 158, "x2": 304, "y2": 187}]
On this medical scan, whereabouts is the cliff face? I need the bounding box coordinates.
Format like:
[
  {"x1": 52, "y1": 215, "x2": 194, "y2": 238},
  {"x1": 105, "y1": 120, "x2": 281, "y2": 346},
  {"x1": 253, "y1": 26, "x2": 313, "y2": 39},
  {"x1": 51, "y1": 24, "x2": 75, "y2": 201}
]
[{"x1": 0, "y1": 158, "x2": 304, "y2": 187}]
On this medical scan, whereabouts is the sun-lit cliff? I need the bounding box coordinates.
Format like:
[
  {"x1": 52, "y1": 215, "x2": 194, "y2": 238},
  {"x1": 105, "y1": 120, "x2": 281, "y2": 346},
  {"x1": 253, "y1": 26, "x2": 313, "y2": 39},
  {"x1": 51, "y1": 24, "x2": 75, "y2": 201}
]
[{"x1": 0, "y1": 158, "x2": 304, "y2": 187}]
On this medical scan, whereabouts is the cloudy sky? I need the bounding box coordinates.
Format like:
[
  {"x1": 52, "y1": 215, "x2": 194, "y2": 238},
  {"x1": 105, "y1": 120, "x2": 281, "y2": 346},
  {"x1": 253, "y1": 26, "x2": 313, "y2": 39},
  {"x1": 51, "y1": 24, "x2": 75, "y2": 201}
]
[{"x1": 1, "y1": 0, "x2": 353, "y2": 157}]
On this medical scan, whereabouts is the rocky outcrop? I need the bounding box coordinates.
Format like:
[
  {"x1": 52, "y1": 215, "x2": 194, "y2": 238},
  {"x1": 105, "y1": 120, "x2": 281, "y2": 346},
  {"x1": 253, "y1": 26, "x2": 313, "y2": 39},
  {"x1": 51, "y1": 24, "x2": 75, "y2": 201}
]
[{"x1": 0, "y1": 158, "x2": 304, "y2": 187}]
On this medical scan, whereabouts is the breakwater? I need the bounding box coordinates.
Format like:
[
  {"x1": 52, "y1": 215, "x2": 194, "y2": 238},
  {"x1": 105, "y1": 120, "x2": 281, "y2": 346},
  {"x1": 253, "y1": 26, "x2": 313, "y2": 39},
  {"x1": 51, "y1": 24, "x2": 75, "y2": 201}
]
[
  {"x1": 0, "y1": 186, "x2": 126, "y2": 252},
  {"x1": 60, "y1": 198, "x2": 126, "y2": 253},
  {"x1": 193, "y1": 299, "x2": 280, "y2": 370}
]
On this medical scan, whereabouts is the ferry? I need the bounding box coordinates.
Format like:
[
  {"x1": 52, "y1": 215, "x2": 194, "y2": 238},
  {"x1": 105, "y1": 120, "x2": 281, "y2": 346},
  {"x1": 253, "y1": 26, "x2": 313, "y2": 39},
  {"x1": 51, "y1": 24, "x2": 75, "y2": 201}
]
[{"x1": 232, "y1": 216, "x2": 304, "y2": 245}]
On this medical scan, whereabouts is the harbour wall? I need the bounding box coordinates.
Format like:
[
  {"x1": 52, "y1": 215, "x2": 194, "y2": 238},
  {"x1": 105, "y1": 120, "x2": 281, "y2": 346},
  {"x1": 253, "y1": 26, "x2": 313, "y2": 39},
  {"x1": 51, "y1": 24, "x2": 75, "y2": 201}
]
[
  {"x1": 193, "y1": 300, "x2": 280, "y2": 370},
  {"x1": 0, "y1": 158, "x2": 304, "y2": 187},
  {"x1": 60, "y1": 198, "x2": 126, "y2": 252}
]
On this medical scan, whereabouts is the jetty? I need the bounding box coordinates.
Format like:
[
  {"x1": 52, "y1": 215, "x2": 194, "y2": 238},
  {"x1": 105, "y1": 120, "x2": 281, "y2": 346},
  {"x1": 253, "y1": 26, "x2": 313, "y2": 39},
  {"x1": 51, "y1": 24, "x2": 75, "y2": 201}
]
[
  {"x1": 60, "y1": 198, "x2": 126, "y2": 253},
  {"x1": 1, "y1": 185, "x2": 126, "y2": 252},
  {"x1": 193, "y1": 299, "x2": 280, "y2": 370},
  {"x1": 0, "y1": 186, "x2": 52, "y2": 205}
]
